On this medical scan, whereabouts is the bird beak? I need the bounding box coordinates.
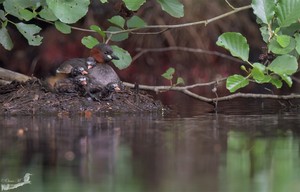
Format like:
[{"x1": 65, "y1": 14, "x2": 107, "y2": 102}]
[
  {"x1": 81, "y1": 70, "x2": 88, "y2": 75},
  {"x1": 87, "y1": 65, "x2": 93, "y2": 69},
  {"x1": 111, "y1": 54, "x2": 119, "y2": 60},
  {"x1": 114, "y1": 86, "x2": 121, "y2": 92}
]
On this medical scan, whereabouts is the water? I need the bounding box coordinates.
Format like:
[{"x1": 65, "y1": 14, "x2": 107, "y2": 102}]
[{"x1": 1, "y1": 110, "x2": 300, "y2": 192}]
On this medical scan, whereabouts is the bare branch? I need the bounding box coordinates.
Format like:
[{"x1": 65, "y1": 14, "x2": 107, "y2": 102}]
[
  {"x1": 123, "y1": 80, "x2": 300, "y2": 105},
  {"x1": 132, "y1": 47, "x2": 244, "y2": 63},
  {"x1": 36, "y1": 5, "x2": 252, "y2": 36}
]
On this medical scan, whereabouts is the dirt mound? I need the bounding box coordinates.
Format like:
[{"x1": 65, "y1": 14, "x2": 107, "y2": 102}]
[{"x1": 0, "y1": 79, "x2": 164, "y2": 115}]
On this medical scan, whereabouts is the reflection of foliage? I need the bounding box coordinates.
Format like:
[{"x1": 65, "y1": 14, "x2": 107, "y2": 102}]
[{"x1": 220, "y1": 131, "x2": 300, "y2": 192}]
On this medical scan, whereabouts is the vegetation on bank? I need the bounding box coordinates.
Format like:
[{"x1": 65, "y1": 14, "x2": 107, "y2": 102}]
[{"x1": 0, "y1": 0, "x2": 300, "y2": 102}]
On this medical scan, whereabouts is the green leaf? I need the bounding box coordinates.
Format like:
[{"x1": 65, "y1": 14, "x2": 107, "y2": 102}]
[
  {"x1": 123, "y1": 0, "x2": 146, "y2": 11},
  {"x1": 107, "y1": 26, "x2": 129, "y2": 42},
  {"x1": 99, "y1": 0, "x2": 108, "y2": 3},
  {"x1": 276, "y1": 35, "x2": 291, "y2": 48},
  {"x1": 176, "y1": 77, "x2": 185, "y2": 85},
  {"x1": 251, "y1": 0, "x2": 276, "y2": 24},
  {"x1": 270, "y1": 77, "x2": 283, "y2": 88},
  {"x1": 0, "y1": 10, "x2": 6, "y2": 20},
  {"x1": 226, "y1": 75, "x2": 249, "y2": 92},
  {"x1": 19, "y1": 9, "x2": 36, "y2": 21},
  {"x1": 276, "y1": 0, "x2": 300, "y2": 27},
  {"x1": 161, "y1": 67, "x2": 175, "y2": 80},
  {"x1": 127, "y1": 16, "x2": 147, "y2": 28},
  {"x1": 295, "y1": 33, "x2": 300, "y2": 54},
  {"x1": 0, "y1": 27, "x2": 13, "y2": 50},
  {"x1": 156, "y1": 0, "x2": 184, "y2": 18},
  {"x1": 3, "y1": 0, "x2": 37, "y2": 20},
  {"x1": 46, "y1": 0, "x2": 89, "y2": 24},
  {"x1": 216, "y1": 32, "x2": 249, "y2": 62},
  {"x1": 280, "y1": 74, "x2": 293, "y2": 87},
  {"x1": 81, "y1": 36, "x2": 99, "y2": 49},
  {"x1": 54, "y1": 21, "x2": 71, "y2": 34},
  {"x1": 15, "y1": 22, "x2": 43, "y2": 46},
  {"x1": 268, "y1": 55, "x2": 298, "y2": 75},
  {"x1": 111, "y1": 45, "x2": 132, "y2": 69},
  {"x1": 90, "y1": 25, "x2": 105, "y2": 38},
  {"x1": 39, "y1": 6, "x2": 57, "y2": 21},
  {"x1": 268, "y1": 37, "x2": 296, "y2": 54},
  {"x1": 259, "y1": 26, "x2": 270, "y2": 43},
  {"x1": 251, "y1": 63, "x2": 266, "y2": 82},
  {"x1": 108, "y1": 15, "x2": 125, "y2": 28}
]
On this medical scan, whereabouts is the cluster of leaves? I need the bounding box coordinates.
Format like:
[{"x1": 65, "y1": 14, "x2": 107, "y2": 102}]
[
  {"x1": 0, "y1": 0, "x2": 184, "y2": 70},
  {"x1": 217, "y1": 0, "x2": 300, "y2": 92},
  {"x1": 161, "y1": 67, "x2": 185, "y2": 86}
]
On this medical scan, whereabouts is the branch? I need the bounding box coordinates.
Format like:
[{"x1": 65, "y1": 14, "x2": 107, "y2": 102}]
[
  {"x1": 132, "y1": 47, "x2": 244, "y2": 63},
  {"x1": 123, "y1": 80, "x2": 300, "y2": 105},
  {"x1": 36, "y1": 5, "x2": 252, "y2": 35}
]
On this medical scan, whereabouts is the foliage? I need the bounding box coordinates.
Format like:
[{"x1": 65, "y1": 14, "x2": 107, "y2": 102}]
[
  {"x1": 0, "y1": 0, "x2": 184, "y2": 70},
  {"x1": 217, "y1": 0, "x2": 300, "y2": 92},
  {"x1": 161, "y1": 67, "x2": 185, "y2": 86}
]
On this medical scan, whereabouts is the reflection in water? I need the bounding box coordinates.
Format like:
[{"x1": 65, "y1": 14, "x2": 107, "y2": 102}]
[{"x1": 0, "y1": 113, "x2": 300, "y2": 192}]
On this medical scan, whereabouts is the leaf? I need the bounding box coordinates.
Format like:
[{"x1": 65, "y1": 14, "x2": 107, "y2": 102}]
[
  {"x1": 295, "y1": 33, "x2": 300, "y2": 54},
  {"x1": 161, "y1": 67, "x2": 175, "y2": 80},
  {"x1": 216, "y1": 32, "x2": 249, "y2": 62},
  {"x1": 111, "y1": 45, "x2": 132, "y2": 69},
  {"x1": 251, "y1": 63, "x2": 266, "y2": 82},
  {"x1": 268, "y1": 55, "x2": 298, "y2": 75},
  {"x1": 81, "y1": 36, "x2": 99, "y2": 49},
  {"x1": 107, "y1": 26, "x2": 129, "y2": 42},
  {"x1": 276, "y1": 35, "x2": 291, "y2": 48},
  {"x1": 251, "y1": 0, "x2": 276, "y2": 24},
  {"x1": 176, "y1": 77, "x2": 185, "y2": 85},
  {"x1": 99, "y1": 0, "x2": 108, "y2": 3},
  {"x1": 15, "y1": 22, "x2": 43, "y2": 46},
  {"x1": 127, "y1": 16, "x2": 147, "y2": 28},
  {"x1": 19, "y1": 9, "x2": 36, "y2": 21},
  {"x1": 3, "y1": 0, "x2": 37, "y2": 20},
  {"x1": 226, "y1": 74, "x2": 249, "y2": 93},
  {"x1": 270, "y1": 77, "x2": 283, "y2": 88},
  {"x1": 268, "y1": 37, "x2": 295, "y2": 54},
  {"x1": 55, "y1": 21, "x2": 71, "y2": 34},
  {"x1": 90, "y1": 25, "x2": 105, "y2": 38},
  {"x1": 46, "y1": 0, "x2": 90, "y2": 24},
  {"x1": 156, "y1": 0, "x2": 184, "y2": 18},
  {"x1": 0, "y1": 27, "x2": 13, "y2": 50},
  {"x1": 123, "y1": 0, "x2": 146, "y2": 11},
  {"x1": 39, "y1": 6, "x2": 57, "y2": 21},
  {"x1": 108, "y1": 15, "x2": 125, "y2": 28},
  {"x1": 280, "y1": 74, "x2": 293, "y2": 87},
  {"x1": 259, "y1": 26, "x2": 270, "y2": 43},
  {"x1": 276, "y1": 0, "x2": 300, "y2": 27},
  {"x1": 0, "y1": 10, "x2": 6, "y2": 20}
]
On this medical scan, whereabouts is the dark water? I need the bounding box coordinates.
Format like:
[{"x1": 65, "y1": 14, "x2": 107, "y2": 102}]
[{"x1": 1, "y1": 107, "x2": 300, "y2": 192}]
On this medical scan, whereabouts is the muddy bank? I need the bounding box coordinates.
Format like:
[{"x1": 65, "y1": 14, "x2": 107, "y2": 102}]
[{"x1": 0, "y1": 79, "x2": 164, "y2": 115}]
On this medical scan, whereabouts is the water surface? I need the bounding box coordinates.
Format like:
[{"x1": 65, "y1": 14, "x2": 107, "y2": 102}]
[{"x1": 1, "y1": 110, "x2": 299, "y2": 192}]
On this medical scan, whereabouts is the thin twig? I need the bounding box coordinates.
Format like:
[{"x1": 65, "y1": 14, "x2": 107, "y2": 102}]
[
  {"x1": 132, "y1": 47, "x2": 244, "y2": 63},
  {"x1": 35, "y1": 5, "x2": 252, "y2": 35}
]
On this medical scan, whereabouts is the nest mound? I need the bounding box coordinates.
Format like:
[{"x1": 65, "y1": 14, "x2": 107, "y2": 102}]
[{"x1": 0, "y1": 79, "x2": 164, "y2": 115}]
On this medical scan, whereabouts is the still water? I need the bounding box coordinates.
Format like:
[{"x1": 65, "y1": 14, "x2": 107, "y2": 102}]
[{"x1": 1, "y1": 108, "x2": 300, "y2": 192}]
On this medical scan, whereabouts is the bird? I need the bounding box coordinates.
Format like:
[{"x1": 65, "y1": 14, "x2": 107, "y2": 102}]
[
  {"x1": 56, "y1": 57, "x2": 96, "y2": 77},
  {"x1": 54, "y1": 75, "x2": 89, "y2": 93}
]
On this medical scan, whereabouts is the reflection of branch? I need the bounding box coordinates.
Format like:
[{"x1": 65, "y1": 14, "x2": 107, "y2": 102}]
[{"x1": 132, "y1": 47, "x2": 243, "y2": 63}]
